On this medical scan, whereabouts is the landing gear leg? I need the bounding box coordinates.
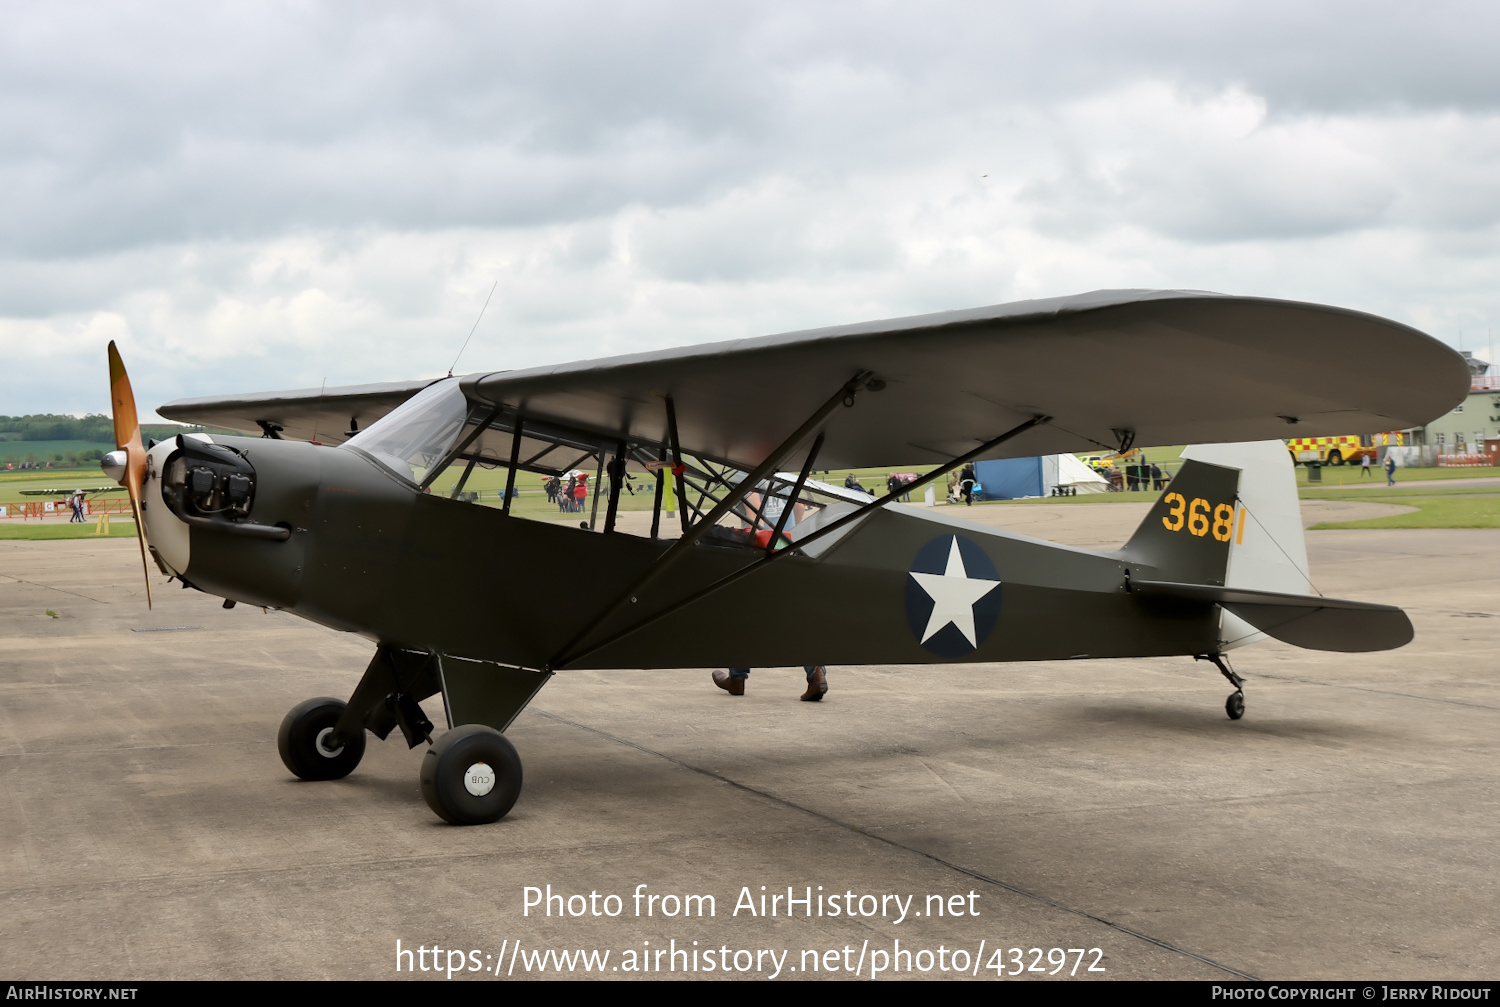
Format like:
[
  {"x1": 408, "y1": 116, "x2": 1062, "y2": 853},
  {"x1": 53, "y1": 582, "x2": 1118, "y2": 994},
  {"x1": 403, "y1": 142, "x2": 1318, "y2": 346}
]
[{"x1": 1196, "y1": 653, "x2": 1245, "y2": 720}]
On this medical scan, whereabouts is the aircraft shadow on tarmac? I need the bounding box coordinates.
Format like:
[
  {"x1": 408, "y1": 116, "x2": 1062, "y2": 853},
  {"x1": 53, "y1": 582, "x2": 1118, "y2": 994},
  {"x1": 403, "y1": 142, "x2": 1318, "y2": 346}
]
[{"x1": 1053, "y1": 699, "x2": 1403, "y2": 748}]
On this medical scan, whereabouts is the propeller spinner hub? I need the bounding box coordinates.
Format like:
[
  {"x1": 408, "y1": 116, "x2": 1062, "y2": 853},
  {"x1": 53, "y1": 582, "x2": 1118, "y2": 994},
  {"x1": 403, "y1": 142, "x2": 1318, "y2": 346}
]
[{"x1": 101, "y1": 449, "x2": 129, "y2": 485}]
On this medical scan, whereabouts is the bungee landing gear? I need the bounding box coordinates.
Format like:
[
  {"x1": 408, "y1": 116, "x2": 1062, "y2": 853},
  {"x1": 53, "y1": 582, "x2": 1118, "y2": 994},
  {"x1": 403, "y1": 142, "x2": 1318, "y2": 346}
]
[{"x1": 1197, "y1": 653, "x2": 1246, "y2": 721}]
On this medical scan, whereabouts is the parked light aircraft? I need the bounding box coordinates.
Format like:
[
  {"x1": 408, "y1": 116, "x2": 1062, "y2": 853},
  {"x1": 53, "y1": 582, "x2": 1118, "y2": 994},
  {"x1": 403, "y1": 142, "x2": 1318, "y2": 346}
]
[
  {"x1": 99, "y1": 290, "x2": 1468, "y2": 824},
  {"x1": 18, "y1": 486, "x2": 125, "y2": 498}
]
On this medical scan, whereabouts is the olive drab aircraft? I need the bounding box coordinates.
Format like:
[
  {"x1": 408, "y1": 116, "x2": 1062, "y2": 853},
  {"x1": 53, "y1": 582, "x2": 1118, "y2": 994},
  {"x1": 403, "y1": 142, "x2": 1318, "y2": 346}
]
[{"x1": 99, "y1": 289, "x2": 1469, "y2": 825}]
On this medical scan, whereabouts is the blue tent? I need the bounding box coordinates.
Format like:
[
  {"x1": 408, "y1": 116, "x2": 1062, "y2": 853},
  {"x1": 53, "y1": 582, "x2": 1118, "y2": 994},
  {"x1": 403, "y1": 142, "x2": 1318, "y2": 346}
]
[{"x1": 974, "y1": 457, "x2": 1044, "y2": 500}]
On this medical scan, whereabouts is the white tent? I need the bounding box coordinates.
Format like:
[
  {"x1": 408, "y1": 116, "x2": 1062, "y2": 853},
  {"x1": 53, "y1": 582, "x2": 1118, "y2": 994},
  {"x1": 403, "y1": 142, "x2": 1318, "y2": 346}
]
[{"x1": 1044, "y1": 454, "x2": 1111, "y2": 495}]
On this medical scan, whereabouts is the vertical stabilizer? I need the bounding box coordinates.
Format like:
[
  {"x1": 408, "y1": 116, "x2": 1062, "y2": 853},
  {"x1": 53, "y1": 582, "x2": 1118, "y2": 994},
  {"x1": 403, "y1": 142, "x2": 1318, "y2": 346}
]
[
  {"x1": 1181, "y1": 441, "x2": 1313, "y2": 650},
  {"x1": 1120, "y1": 459, "x2": 1240, "y2": 586}
]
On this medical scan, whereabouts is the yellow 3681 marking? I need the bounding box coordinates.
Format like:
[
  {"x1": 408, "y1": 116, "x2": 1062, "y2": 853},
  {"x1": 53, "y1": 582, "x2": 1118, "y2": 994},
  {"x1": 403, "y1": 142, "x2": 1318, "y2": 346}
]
[{"x1": 1161, "y1": 494, "x2": 1235, "y2": 542}]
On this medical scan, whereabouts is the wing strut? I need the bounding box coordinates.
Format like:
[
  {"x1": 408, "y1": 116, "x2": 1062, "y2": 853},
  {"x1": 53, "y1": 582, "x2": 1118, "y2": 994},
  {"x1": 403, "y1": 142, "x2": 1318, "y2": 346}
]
[
  {"x1": 548, "y1": 371, "x2": 873, "y2": 669},
  {"x1": 768, "y1": 432, "x2": 823, "y2": 554},
  {"x1": 552, "y1": 412, "x2": 1051, "y2": 670},
  {"x1": 664, "y1": 396, "x2": 690, "y2": 537}
]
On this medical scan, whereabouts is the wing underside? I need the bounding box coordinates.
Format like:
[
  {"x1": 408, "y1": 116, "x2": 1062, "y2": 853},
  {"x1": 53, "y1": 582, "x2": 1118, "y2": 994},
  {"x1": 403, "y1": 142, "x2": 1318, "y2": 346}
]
[
  {"x1": 158, "y1": 378, "x2": 435, "y2": 445},
  {"x1": 158, "y1": 289, "x2": 1468, "y2": 472}
]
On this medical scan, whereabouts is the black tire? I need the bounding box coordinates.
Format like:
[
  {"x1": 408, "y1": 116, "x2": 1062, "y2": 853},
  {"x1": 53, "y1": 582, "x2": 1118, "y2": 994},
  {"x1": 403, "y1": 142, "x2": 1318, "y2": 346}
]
[
  {"x1": 278, "y1": 697, "x2": 365, "y2": 781},
  {"x1": 1289, "y1": 452, "x2": 1298, "y2": 467},
  {"x1": 420, "y1": 725, "x2": 523, "y2": 825},
  {"x1": 1327, "y1": 451, "x2": 1344, "y2": 466},
  {"x1": 1226, "y1": 692, "x2": 1245, "y2": 721}
]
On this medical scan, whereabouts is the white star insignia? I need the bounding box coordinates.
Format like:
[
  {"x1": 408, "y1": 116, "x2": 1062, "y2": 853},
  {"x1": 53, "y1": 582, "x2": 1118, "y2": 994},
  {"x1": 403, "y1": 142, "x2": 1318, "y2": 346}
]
[{"x1": 910, "y1": 536, "x2": 1001, "y2": 647}]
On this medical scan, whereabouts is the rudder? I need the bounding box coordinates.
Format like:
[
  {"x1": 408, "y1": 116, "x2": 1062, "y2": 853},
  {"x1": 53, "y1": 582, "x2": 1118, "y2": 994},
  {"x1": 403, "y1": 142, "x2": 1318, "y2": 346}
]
[{"x1": 1181, "y1": 440, "x2": 1314, "y2": 650}]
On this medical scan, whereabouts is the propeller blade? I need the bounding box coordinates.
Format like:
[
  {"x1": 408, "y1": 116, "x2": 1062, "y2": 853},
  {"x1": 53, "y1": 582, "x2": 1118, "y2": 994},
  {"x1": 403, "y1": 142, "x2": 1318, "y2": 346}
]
[{"x1": 108, "y1": 341, "x2": 153, "y2": 609}]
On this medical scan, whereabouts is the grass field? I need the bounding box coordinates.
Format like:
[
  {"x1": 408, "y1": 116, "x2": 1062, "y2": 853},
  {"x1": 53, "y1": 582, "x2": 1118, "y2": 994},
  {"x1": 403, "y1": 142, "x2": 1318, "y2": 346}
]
[
  {"x1": 0, "y1": 439, "x2": 116, "y2": 466},
  {"x1": 0, "y1": 518, "x2": 138, "y2": 539},
  {"x1": 0, "y1": 470, "x2": 129, "y2": 504},
  {"x1": 7, "y1": 441, "x2": 1500, "y2": 532},
  {"x1": 1308, "y1": 494, "x2": 1500, "y2": 529}
]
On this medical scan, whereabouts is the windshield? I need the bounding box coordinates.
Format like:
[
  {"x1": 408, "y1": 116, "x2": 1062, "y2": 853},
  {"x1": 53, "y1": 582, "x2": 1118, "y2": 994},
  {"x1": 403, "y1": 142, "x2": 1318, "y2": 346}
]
[{"x1": 343, "y1": 378, "x2": 469, "y2": 484}]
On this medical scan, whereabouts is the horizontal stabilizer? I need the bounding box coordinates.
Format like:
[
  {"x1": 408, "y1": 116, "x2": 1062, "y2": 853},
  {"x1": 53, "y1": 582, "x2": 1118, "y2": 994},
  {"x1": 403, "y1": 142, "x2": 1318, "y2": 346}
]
[{"x1": 1133, "y1": 580, "x2": 1413, "y2": 653}]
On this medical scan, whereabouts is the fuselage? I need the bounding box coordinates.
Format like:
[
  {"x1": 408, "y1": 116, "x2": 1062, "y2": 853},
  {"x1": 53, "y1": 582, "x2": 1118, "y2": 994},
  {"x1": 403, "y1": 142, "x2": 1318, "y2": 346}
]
[{"x1": 142, "y1": 435, "x2": 1220, "y2": 670}]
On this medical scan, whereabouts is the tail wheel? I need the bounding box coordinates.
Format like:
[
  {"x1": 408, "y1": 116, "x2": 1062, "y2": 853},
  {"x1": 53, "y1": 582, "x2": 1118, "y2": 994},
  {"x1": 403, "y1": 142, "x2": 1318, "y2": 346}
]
[
  {"x1": 278, "y1": 697, "x2": 365, "y2": 780},
  {"x1": 420, "y1": 725, "x2": 523, "y2": 825}
]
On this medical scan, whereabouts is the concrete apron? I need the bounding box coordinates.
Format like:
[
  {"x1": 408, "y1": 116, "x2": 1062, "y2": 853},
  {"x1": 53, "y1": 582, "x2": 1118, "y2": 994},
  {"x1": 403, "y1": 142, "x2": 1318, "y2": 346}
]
[{"x1": 0, "y1": 514, "x2": 1494, "y2": 980}]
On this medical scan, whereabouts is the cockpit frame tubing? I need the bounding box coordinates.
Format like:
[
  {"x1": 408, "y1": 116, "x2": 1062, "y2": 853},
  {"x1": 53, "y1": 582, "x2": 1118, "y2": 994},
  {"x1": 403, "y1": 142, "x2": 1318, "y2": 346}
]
[
  {"x1": 450, "y1": 458, "x2": 478, "y2": 499},
  {"x1": 547, "y1": 371, "x2": 870, "y2": 670},
  {"x1": 587, "y1": 452, "x2": 606, "y2": 529},
  {"x1": 502, "y1": 417, "x2": 525, "y2": 516},
  {"x1": 552, "y1": 412, "x2": 1051, "y2": 670},
  {"x1": 767, "y1": 431, "x2": 823, "y2": 554},
  {"x1": 603, "y1": 439, "x2": 628, "y2": 533},
  {"x1": 418, "y1": 402, "x2": 506, "y2": 492},
  {"x1": 650, "y1": 445, "x2": 666, "y2": 539},
  {"x1": 664, "y1": 395, "x2": 690, "y2": 538}
]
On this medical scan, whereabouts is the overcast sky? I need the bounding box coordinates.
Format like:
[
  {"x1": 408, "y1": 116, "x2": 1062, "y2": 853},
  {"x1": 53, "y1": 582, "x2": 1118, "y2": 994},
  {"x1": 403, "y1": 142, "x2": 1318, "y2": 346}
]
[{"x1": 4, "y1": 1, "x2": 1499, "y2": 419}]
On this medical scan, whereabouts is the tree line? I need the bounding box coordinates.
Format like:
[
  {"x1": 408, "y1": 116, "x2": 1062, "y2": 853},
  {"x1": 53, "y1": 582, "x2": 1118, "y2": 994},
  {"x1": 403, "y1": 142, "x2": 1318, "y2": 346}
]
[{"x1": 0, "y1": 413, "x2": 212, "y2": 442}]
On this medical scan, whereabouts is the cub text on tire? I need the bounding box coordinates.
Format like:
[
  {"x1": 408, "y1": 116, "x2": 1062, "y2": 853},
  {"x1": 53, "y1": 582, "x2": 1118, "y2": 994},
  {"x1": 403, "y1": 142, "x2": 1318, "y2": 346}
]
[{"x1": 420, "y1": 725, "x2": 523, "y2": 825}]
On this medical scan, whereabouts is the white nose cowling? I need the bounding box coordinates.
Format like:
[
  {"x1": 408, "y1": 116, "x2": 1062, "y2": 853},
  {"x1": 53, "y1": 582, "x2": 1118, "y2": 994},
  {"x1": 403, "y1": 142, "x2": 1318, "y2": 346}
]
[{"x1": 101, "y1": 449, "x2": 128, "y2": 485}]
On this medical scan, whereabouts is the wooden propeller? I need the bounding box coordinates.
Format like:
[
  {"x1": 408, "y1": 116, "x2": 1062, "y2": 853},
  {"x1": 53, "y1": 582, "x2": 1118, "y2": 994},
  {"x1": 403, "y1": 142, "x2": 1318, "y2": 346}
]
[{"x1": 108, "y1": 341, "x2": 152, "y2": 609}]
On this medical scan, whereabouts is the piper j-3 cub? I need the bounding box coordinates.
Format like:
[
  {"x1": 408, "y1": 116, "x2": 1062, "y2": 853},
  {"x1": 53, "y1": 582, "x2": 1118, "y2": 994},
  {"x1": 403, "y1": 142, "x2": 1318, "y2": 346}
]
[{"x1": 101, "y1": 290, "x2": 1467, "y2": 825}]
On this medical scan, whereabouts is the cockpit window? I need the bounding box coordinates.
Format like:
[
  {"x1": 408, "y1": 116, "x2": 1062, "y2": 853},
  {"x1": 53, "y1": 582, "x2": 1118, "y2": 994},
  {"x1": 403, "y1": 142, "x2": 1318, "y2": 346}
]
[{"x1": 343, "y1": 378, "x2": 470, "y2": 484}]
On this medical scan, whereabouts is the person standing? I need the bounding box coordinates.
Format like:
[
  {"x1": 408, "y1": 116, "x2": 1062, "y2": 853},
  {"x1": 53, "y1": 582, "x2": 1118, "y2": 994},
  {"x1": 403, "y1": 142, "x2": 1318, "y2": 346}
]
[
  {"x1": 1150, "y1": 462, "x2": 1163, "y2": 491},
  {"x1": 713, "y1": 665, "x2": 828, "y2": 701},
  {"x1": 1384, "y1": 453, "x2": 1397, "y2": 486},
  {"x1": 574, "y1": 474, "x2": 588, "y2": 514},
  {"x1": 1361, "y1": 454, "x2": 1373, "y2": 477},
  {"x1": 960, "y1": 463, "x2": 977, "y2": 506}
]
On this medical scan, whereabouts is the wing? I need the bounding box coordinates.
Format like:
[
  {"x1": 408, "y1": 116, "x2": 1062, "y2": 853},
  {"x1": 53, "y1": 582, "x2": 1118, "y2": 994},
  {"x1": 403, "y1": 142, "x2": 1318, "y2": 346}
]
[
  {"x1": 19, "y1": 486, "x2": 125, "y2": 496},
  {"x1": 460, "y1": 289, "x2": 1467, "y2": 469},
  {"x1": 157, "y1": 378, "x2": 436, "y2": 443},
  {"x1": 158, "y1": 289, "x2": 1467, "y2": 468}
]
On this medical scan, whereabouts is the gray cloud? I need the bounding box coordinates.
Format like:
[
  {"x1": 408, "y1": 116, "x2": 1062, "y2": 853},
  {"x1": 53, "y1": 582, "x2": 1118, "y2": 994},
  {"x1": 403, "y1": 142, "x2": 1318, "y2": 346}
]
[
  {"x1": 2, "y1": 1, "x2": 1499, "y2": 417},
  {"x1": 5, "y1": 1, "x2": 1499, "y2": 255}
]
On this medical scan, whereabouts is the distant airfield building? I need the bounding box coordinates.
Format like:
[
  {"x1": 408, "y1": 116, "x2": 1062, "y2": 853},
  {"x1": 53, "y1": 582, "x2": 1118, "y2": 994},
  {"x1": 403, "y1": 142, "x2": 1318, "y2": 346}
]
[{"x1": 1417, "y1": 354, "x2": 1500, "y2": 462}]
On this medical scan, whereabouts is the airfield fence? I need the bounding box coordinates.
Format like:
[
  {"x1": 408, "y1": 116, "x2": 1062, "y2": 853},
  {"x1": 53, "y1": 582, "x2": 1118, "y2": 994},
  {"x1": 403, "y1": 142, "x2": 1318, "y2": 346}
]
[
  {"x1": 0, "y1": 498, "x2": 132, "y2": 520},
  {"x1": 1436, "y1": 452, "x2": 1492, "y2": 467}
]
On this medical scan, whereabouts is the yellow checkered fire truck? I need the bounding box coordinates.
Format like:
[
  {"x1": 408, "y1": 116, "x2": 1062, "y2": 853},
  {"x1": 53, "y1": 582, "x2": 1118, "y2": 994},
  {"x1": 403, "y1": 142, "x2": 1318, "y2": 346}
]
[{"x1": 1286, "y1": 433, "x2": 1405, "y2": 466}]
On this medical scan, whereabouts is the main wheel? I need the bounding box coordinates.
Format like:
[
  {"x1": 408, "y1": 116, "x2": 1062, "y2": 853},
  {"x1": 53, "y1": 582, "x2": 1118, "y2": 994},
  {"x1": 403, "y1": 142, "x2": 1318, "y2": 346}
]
[
  {"x1": 278, "y1": 697, "x2": 366, "y2": 780},
  {"x1": 420, "y1": 725, "x2": 523, "y2": 825},
  {"x1": 1226, "y1": 691, "x2": 1245, "y2": 720}
]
